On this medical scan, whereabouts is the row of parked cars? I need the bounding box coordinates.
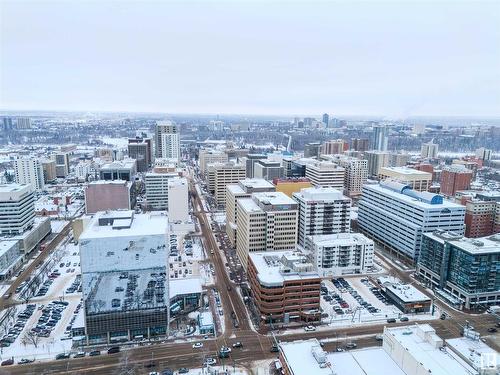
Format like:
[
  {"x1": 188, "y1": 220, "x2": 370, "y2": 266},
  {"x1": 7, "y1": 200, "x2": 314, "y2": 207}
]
[
  {"x1": 0, "y1": 304, "x2": 36, "y2": 347},
  {"x1": 32, "y1": 300, "x2": 68, "y2": 338},
  {"x1": 65, "y1": 274, "x2": 82, "y2": 294}
]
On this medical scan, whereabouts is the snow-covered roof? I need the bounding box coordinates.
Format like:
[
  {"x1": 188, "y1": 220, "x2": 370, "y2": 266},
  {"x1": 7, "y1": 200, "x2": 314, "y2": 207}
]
[
  {"x1": 279, "y1": 339, "x2": 405, "y2": 375},
  {"x1": 293, "y1": 186, "x2": 349, "y2": 201},
  {"x1": 446, "y1": 337, "x2": 499, "y2": 371},
  {"x1": 0, "y1": 240, "x2": 18, "y2": 258},
  {"x1": 170, "y1": 278, "x2": 203, "y2": 298},
  {"x1": 384, "y1": 324, "x2": 478, "y2": 375},
  {"x1": 309, "y1": 233, "x2": 373, "y2": 248},
  {"x1": 80, "y1": 211, "x2": 168, "y2": 240},
  {"x1": 249, "y1": 250, "x2": 319, "y2": 287},
  {"x1": 384, "y1": 282, "x2": 430, "y2": 303}
]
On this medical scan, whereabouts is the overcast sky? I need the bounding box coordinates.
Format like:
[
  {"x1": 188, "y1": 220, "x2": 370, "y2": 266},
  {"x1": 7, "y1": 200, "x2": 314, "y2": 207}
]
[{"x1": 1, "y1": 1, "x2": 499, "y2": 117}]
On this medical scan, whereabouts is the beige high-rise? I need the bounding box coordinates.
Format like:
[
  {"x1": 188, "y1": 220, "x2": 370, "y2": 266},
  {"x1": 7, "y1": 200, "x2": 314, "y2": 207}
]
[{"x1": 236, "y1": 192, "x2": 298, "y2": 270}]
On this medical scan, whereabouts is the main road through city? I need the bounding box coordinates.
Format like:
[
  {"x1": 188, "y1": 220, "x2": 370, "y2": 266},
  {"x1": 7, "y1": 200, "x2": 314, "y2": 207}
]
[{"x1": 2, "y1": 176, "x2": 498, "y2": 374}]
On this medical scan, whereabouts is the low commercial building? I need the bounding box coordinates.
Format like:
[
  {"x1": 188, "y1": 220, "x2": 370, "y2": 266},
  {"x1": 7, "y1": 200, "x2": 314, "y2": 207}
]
[
  {"x1": 378, "y1": 166, "x2": 432, "y2": 192},
  {"x1": 418, "y1": 231, "x2": 500, "y2": 309},
  {"x1": 383, "y1": 324, "x2": 481, "y2": 375},
  {"x1": 248, "y1": 250, "x2": 321, "y2": 323},
  {"x1": 225, "y1": 179, "x2": 276, "y2": 247},
  {"x1": 378, "y1": 278, "x2": 431, "y2": 314},
  {"x1": 306, "y1": 233, "x2": 374, "y2": 277},
  {"x1": 85, "y1": 180, "x2": 134, "y2": 214},
  {"x1": 279, "y1": 339, "x2": 406, "y2": 375}
]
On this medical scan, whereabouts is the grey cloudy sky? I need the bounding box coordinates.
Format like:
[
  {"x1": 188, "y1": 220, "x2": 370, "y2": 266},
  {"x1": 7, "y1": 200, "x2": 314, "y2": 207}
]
[{"x1": 1, "y1": 0, "x2": 499, "y2": 117}]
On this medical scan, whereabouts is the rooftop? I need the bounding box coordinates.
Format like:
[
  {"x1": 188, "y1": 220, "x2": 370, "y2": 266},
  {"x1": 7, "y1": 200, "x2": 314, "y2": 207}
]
[
  {"x1": 309, "y1": 233, "x2": 373, "y2": 247},
  {"x1": 380, "y1": 166, "x2": 432, "y2": 177},
  {"x1": 384, "y1": 324, "x2": 478, "y2": 375},
  {"x1": 249, "y1": 250, "x2": 319, "y2": 287},
  {"x1": 238, "y1": 178, "x2": 275, "y2": 191},
  {"x1": 80, "y1": 211, "x2": 168, "y2": 240},
  {"x1": 382, "y1": 280, "x2": 431, "y2": 303},
  {"x1": 0, "y1": 240, "x2": 19, "y2": 258},
  {"x1": 293, "y1": 186, "x2": 349, "y2": 201},
  {"x1": 252, "y1": 191, "x2": 297, "y2": 207},
  {"x1": 0, "y1": 183, "x2": 32, "y2": 199},
  {"x1": 279, "y1": 339, "x2": 405, "y2": 375},
  {"x1": 367, "y1": 181, "x2": 465, "y2": 209}
]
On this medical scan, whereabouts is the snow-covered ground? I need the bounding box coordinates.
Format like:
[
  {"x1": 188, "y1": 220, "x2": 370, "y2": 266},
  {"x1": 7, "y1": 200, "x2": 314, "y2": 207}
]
[{"x1": 50, "y1": 219, "x2": 69, "y2": 233}]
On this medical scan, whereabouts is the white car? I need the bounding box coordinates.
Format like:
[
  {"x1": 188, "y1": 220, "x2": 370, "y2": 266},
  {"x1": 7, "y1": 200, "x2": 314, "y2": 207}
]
[
  {"x1": 304, "y1": 325, "x2": 316, "y2": 332},
  {"x1": 204, "y1": 357, "x2": 216, "y2": 366},
  {"x1": 192, "y1": 342, "x2": 203, "y2": 349}
]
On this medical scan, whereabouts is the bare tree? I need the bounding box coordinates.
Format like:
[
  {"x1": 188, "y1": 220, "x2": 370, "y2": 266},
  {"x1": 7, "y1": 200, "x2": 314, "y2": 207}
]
[
  {"x1": 114, "y1": 351, "x2": 138, "y2": 375},
  {"x1": 22, "y1": 331, "x2": 41, "y2": 348}
]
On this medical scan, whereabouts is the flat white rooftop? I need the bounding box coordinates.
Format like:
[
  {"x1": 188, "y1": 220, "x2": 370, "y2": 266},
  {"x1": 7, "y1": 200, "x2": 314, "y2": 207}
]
[
  {"x1": 380, "y1": 166, "x2": 432, "y2": 176},
  {"x1": 0, "y1": 240, "x2": 19, "y2": 258},
  {"x1": 170, "y1": 277, "x2": 203, "y2": 298},
  {"x1": 80, "y1": 211, "x2": 168, "y2": 240},
  {"x1": 0, "y1": 183, "x2": 32, "y2": 200},
  {"x1": 385, "y1": 324, "x2": 478, "y2": 375},
  {"x1": 279, "y1": 339, "x2": 406, "y2": 375},
  {"x1": 249, "y1": 250, "x2": 318, "y2": 287},
  {"x1": 446, "y1": 336, "x2": 499, "y2": 371},
  {"x1": 309, "y1": 233, "x2": 373, "y2": 247},
  {"x1": 252, "y1": 191, "x2": 296, "y2": 206},
  {"x1": 239, "y1": 178, "x2": 275, "y2": 190},
  {"x1": 384, "y1": 282, "x2": 430, "y2": 303},
  {"x1": 294, "y1": 186, "x2": 348, "y2": 201}
]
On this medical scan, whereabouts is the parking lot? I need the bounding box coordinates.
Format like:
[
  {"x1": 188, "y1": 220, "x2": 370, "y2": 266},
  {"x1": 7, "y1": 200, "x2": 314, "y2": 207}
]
[
  {"x1": 0, "y1": 243, "x2": 82, "y2": 363},
  {"x1": 320, "y1": 276, "x2": 415, "y2": 326}
]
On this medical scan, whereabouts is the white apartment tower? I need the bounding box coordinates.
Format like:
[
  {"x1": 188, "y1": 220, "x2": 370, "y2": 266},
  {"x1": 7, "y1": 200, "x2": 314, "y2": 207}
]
[
  {"x1": 0, "y1": 184, "x2": 35, "y2": 235},
  {"x1": 421, "y1": 139, "x2": 438, "y2": 159},
  {"x1": 14, "y1": 157, "x2": 45, "y2": 191},
  {"x1": 145, "y1": 172, "x2": 179, "y2": 210},
  {"x1": 236, "y1": 192, "x2": 298, "y2": 270},
  {"x1": 167, "y1": 177, "x2": 189, "y2": 222},
  {"x1": 155, "y1": 121, "x2": 180, "y2": 160},
  {"x1": 305, "y1": 161, "x2": 345, "y2": 189},
  {"x1": 293, "y1": 187, "x2": 351, "y2": 247},
  {"x1": 306, "y1": 233, "x2": 374, "y2": 276}
]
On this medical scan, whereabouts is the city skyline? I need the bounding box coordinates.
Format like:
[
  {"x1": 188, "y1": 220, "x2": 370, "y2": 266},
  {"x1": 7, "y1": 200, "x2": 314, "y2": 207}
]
[{"x1": 2, "y1": 1, "x2": 500, "y2": 117}]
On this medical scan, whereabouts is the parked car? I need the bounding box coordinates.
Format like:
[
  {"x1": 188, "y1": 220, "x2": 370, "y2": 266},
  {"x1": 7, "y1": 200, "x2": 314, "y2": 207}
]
[
  {"x1": 107, "y1": 346, "x2": 120, "y2": 354},
  {"x1": 1, "y1": 358, "x2": 14, "y2": 366},
  {"x1": 89, "y1": 350, "x2": 101, "y2": 356},
  {"x1": 386, "y1": 318, "x2": 396, "y2": 323}
]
